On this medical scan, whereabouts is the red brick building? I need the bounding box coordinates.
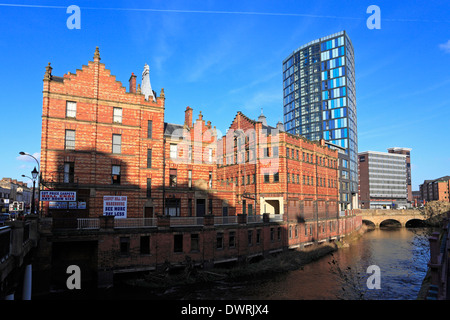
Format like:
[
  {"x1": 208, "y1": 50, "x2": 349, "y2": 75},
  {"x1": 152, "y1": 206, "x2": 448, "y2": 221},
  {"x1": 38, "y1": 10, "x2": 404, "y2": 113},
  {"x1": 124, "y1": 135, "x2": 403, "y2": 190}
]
[
  {"x1": 40, "y1": 47, "x2": 340, "y2": 223},
  {"x1": 420, "y1": 176, "x2": 450, "y2": 203},
  {"x1": 35, "y1": 48, "x2": 361, "y2": 290}
]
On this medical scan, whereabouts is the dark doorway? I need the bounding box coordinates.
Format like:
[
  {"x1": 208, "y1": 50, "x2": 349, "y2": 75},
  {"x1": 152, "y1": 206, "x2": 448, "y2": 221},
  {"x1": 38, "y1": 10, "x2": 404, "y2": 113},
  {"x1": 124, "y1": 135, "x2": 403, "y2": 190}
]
[
  {"x1": 144, "y1": 206, "x2": 153, "y2": 218},
  {"x1": 196, "y1": 199, "x2": 206, "y2": 217}
]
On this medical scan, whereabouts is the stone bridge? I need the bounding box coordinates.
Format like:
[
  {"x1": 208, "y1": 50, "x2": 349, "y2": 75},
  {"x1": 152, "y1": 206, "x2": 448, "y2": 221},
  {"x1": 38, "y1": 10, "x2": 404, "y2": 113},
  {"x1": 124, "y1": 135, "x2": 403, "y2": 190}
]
[{"x1": 356, "y1": 209, "x2": 428, "y2": 228}]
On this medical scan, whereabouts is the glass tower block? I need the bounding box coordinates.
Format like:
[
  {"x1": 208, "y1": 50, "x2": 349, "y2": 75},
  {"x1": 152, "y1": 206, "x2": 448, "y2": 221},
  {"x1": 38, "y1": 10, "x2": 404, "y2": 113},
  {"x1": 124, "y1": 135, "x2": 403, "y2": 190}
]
[{"x1": 282, "y1": 31, "x2": 358, "y2": 210}]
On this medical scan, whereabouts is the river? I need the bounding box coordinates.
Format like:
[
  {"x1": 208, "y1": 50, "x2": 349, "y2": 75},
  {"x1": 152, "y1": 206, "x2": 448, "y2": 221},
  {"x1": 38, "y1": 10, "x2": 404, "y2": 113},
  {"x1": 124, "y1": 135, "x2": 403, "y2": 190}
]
[
  {"x1": 163, "y1": 227, "x2": 432, "y2": 300},
  {"x1": 36, "y1": 227, "x2": 433, "y2": 300}
]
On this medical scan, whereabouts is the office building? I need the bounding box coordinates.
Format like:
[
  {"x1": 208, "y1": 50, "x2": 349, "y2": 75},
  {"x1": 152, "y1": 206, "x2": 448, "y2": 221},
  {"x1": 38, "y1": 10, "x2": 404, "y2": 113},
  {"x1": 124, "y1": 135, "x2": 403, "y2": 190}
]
[
  {"x1": 282, "y1": 31, "x2": 358, "y2": 210},
  {"x1": 388, "y1": 147, "x2": 412, "y2": 203},
  {"x1": 358, "y1": 151, "x2": 408, "y2": 209}
]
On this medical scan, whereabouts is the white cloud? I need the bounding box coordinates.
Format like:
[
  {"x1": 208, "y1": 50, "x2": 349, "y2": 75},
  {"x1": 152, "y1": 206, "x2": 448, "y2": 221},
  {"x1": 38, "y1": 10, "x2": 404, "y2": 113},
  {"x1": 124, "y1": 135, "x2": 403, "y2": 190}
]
[{"x1": 439, "y1": 40, "x2": 450, "y2": 53}]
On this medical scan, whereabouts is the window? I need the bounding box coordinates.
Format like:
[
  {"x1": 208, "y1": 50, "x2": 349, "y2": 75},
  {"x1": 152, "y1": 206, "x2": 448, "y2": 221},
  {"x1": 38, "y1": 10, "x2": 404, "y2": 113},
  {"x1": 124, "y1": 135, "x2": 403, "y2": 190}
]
[
  {"x1": 277, "y1": 227, "x2": 282, "y2": 241},
  {"x1": 256, "y1": 229, "x2": 261, "y2": 244},
  {"x1": 248, "y1": 230, "x2": 253, "y2": 246},
  {"x1": 120, "y1": 237, "x2": 130, "y2": 256},
  {"x1": 147, "y1": 120, "x2": 153, "y2": 139},
  {"x1": 169, "y1": 169, "x2": 177, "y2": 187},
  {"x1": 112, "y1": 165, "x2": 121, "y2": 184},
  {"x1": 270, "y1": 227, "x2": 274, "y2": 242},
  {"x1": 208, "y1": 148, "x2": 213, "y2": 162},
  {"x1": 188, "y1": 199, "x2": 193, "y2": 216},
  {"x1": 264, "y1": 147, "x2": 270, "y2": 158},
  {"x1": 147, "y1": 149, "x2": 152, "y2": 168},
  {"x1": 113, "y1": 107, "x2": 122, "y2": 123},
  {"x1": 209, "y1": 171, "x2": 212, "y2": 189},
  {"x1": 165, "y1": 198, "x2": 180, "y2": 216},
  {"x1": 66, "y1": 101, "x2": 77, "y2": 118},
  {"x1": 146, "y1": 178, "x2": 151, "y2": 198},
  {"x1": 174, "y1": 234, "x2": 183, "y2": 253},
  {"x1": 188, "y1": 145, "x2": 192, "y2": 161},
  {"x1": 216, "y1": 232, "x2": 224, "y2": 249},
  {"x1": 273, "y1": 172, "x2": 279, "y2": 182},
  {"x1": 170, "y1": 144, "x2": 177, "y2": 159},
  {"x1": 229, "y1": 231, "x2": 235, "y2": 248},
  {"x1": 65, "y1": 130, "x2": 75, "y2": 150},
  {"x1": 191, "y1": 234, "x2": 199, "y2": 252},
  {"x1": 140, "y1": 236, "x2": 150, "y2": 254},
  {"x1": 63, "y1": 162, "x2": 74, "y2": 183},
  {"x1": 273, "y1": 146, "x2": 279, "y2": 157},
  {"x1": 112, "y1": 134, "x2": 121, "y2": 154},
  {"x1": 264, "y1": 173, "x2": 270, "y2": 183},
  {"x1": 188, "y1": 170, "x2": 192, "y2": 188}
]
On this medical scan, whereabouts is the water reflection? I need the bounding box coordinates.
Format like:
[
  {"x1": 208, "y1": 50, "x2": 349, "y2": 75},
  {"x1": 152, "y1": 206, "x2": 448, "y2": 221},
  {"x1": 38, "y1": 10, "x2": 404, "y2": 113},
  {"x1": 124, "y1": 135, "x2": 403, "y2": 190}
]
[
  {"x1": 245, "y1": 228, "x2": 432, "y2": 300},
  {"x1": 35, "y1": 228, "x2": 432, "y2": 300}
]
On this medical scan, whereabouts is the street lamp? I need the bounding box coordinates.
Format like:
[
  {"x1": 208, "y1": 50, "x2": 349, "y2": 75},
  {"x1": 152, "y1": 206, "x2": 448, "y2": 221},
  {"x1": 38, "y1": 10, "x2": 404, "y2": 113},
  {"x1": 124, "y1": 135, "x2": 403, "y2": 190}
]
[
  {"x1": 19, "y1": 152, "x2": 41, "y2": 216},
  {"x1": 31, "y1": 167, "x2": 38, "y2": 215}
]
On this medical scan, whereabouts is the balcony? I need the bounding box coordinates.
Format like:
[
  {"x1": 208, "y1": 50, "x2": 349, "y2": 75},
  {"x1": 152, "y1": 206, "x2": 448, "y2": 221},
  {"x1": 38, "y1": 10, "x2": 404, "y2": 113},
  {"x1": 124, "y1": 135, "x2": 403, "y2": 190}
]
[{"x1": 51, "y1": 213, "x2": 284, "y2": 231}]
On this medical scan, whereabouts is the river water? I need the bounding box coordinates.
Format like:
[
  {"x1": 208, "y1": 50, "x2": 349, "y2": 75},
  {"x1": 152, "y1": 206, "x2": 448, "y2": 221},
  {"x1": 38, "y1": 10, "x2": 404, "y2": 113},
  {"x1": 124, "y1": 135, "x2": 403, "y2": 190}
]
[
  {"x1": 36, "y1": 227, "x2": 433, "y2": 300},
  {"x1": 163, "y1": 227, "x2": 432, "y2": 300}
]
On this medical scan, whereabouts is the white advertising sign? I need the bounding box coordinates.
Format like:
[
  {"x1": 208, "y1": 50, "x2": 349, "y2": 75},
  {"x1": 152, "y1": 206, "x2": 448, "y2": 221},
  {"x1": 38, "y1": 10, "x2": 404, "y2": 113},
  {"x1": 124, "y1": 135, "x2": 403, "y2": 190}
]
[
  {"x1": 103, "y1": 196, "x2": 127, "y2": 219},
  {"x1": 40, "y1": 191, "x2": 77, "y2": 202}
]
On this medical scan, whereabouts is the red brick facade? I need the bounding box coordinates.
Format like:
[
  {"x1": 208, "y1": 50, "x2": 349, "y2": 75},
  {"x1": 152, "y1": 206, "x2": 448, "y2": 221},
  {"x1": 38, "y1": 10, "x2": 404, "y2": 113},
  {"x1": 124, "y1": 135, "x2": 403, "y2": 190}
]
[
  {"x1": 41, "y1": 48, "x2": 339, "y2": 222},
  {"x1": 36, "y1": 48, "x2": 362, "y2": 289}
]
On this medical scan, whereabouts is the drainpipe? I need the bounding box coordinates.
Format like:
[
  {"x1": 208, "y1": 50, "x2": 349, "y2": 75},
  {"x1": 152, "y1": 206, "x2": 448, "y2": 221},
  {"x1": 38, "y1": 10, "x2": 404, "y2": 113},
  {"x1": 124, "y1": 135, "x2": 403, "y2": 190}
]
[{"x1": 163, "y1": 137, "x2": 166, "y2": 216}]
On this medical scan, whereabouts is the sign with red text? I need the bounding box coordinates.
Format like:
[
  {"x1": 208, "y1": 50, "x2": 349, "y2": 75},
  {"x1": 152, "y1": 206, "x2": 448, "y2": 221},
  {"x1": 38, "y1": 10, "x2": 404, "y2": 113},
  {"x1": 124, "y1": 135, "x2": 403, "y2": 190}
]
[
  {"x1": 40, "y1": 191, "x2": 76, "y2": 202},
  {"x1": 103, "y1": 196, "x2": 127, "y2": 219}
]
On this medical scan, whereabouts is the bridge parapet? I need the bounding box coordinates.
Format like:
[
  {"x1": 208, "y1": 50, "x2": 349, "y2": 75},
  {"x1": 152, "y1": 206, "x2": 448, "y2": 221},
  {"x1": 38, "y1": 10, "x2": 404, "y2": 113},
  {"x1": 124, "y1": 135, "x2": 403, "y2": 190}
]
[{"x1": 357, "y1": 209, "x2": 427, "y2": 228}]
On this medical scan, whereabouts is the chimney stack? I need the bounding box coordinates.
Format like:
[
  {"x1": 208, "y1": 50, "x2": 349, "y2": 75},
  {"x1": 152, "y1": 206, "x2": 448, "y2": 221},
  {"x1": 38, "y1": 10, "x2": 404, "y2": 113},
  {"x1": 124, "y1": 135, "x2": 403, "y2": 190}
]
[
  {"x1": 129, "y1": 72, "x2": 137, "y2": 93},
  {"x1": 185, "y1": 106, "x2": 193, "y2": 128}
]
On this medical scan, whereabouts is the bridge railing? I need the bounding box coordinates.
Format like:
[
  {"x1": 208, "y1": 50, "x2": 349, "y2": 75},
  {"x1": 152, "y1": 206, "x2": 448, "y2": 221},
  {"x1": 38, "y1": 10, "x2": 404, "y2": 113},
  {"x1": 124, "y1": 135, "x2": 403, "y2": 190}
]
[{"x1": 0, "y1": 226, "x2": 11, "y2": 264}]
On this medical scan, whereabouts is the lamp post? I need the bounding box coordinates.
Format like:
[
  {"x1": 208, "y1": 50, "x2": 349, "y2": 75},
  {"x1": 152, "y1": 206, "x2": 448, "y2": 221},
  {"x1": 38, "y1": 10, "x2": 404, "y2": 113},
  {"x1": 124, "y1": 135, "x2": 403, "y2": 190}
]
[
  {"x1": 19, "y1": 152, "x2": 41, "y2": 216},
  {"x1": 30, "y1": 167, "x2": 38, "y2": 214}
]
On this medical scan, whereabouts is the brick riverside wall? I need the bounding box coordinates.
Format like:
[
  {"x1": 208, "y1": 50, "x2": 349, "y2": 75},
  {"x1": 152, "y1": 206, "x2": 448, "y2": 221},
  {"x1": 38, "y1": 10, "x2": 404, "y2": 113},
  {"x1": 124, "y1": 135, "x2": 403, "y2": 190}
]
[{"x1": 93, "y1": 214, "x2": 362, "y2": 276}]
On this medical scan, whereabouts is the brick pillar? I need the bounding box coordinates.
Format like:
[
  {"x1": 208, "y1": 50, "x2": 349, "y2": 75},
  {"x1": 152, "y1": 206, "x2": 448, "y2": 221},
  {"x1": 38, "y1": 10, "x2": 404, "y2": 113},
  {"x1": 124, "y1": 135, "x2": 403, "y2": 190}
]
[
  {"x1": 99, "y1": 215, "x2": 114, "y2": 230},
  {"x1": 428, "y1": 232, "x2": 441, "y2": 288},
  {"x1": 158, "y1": 215, "x2": 170, "y2": 229},
  {"x1": 204, "y1": 215, "x2": 214, "y2": 226},
  {"x1": 238, "y1": 214, "x2": 247, "y2": 224}
]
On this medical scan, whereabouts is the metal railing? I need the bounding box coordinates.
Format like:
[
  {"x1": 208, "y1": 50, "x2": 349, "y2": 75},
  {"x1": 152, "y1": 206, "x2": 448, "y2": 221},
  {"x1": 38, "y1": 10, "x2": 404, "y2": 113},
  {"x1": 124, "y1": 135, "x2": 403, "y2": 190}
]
[
  {"x1": 114, "y1": 218, "x2": 157, "y2": 228},
  {"x1": 269, "y1": 214, "x2": 283, "y2": 222},
  {"x1": 170, "y1": 217, "x2": 204, "y2": 227},
  {"x1": 214, "y1": 216, "x2": 238, "y2": 225},
  {"x1": 247, "y1": 215, "x2": 263, "y2": 224},
  {"x1": 77, "y1": 218, "x2": 100, "y2": 230}
]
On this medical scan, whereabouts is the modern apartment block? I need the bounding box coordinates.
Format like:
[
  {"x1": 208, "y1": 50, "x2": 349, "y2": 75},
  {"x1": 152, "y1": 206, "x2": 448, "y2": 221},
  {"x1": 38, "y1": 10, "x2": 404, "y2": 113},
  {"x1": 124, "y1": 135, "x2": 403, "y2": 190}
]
[
  {"x1": 282, "y1": 31, "x2": 358, "y2": 211},
  {"x1": 419, "y1": 176, "x2": 450, "y2": 203},
  {"x1": 358, "y1": 151, "x2": 408, "y2": 209}
]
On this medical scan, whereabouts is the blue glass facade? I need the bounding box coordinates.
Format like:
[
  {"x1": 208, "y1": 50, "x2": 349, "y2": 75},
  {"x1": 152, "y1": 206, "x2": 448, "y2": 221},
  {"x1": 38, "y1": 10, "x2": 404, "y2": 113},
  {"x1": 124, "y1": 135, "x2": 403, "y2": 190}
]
[{"x1": 282, "y1": 31, "x2": 358, "y2": 209}]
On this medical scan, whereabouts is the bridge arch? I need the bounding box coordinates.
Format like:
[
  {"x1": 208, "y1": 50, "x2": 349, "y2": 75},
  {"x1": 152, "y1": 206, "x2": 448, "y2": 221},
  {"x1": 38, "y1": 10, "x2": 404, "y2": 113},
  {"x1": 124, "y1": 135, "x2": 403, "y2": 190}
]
[
  {"x1": 362, "y1": 219, "x2": 376, "y2": 229},
  {"x1": 405, "y1": 218, "x2": 428, "y2": 228},
  {"x1": 379, "y1": 219, "x2": 402, "y2": 228}
]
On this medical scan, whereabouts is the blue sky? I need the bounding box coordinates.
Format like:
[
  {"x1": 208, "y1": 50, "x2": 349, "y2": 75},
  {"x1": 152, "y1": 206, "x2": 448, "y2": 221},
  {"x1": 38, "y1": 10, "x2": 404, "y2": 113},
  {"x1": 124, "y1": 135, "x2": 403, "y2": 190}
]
[{"x1": 0, "y1": 0, "x2": 449, "y2": 191}]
